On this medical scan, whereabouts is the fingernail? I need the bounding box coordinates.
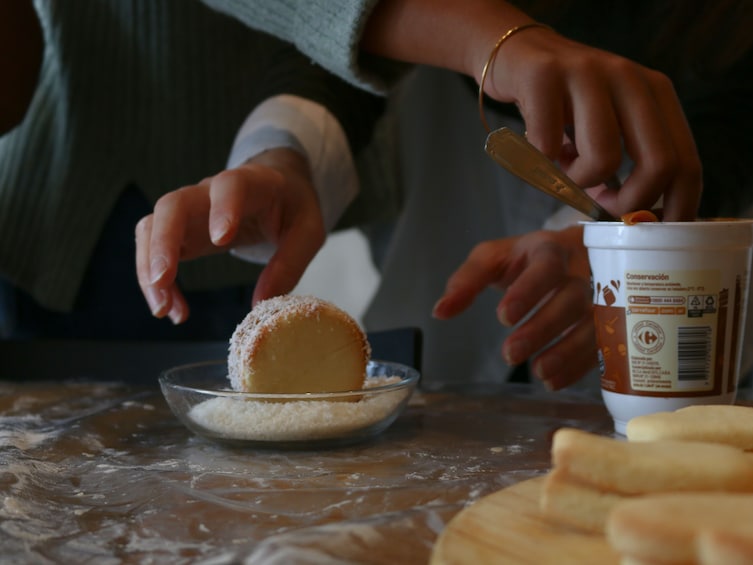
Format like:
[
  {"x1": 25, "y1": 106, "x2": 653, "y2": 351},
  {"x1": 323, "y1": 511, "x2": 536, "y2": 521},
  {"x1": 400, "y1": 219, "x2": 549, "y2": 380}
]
[
  {"x1": 210, "y1": 216, "x2": 231, "y2": 244},
  {"x1": 149, "y1": 257, "x2": 168, "y2": 284},
  {"x1": 168, "y1": 305, "x2": 184, "y2": 325},
  {"x1": 146, "y1": 287, "x2": 168, "y2": 316},
  {"x1": 541, "y1": 378, "x2": 556, "y2": 391},
  {"x1": 432, "y1": 297, "x2": 448, "y2": 319},
  {"x1": 498, "y1": 301, "x2": 524, "y2": 326},
  {"x1": 533, "y1": 355, "x2": 562, "y2": 388},
  {"x1": 504, "y1": 339, "x2": 529, "y2": 366}
]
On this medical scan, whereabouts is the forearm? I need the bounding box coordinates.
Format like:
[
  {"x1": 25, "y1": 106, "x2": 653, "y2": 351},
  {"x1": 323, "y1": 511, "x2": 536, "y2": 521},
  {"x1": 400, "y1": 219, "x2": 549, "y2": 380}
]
[
  {"x1": 200, "y1": 0, "x2": 402, "y2": 93},
  {"x1": 360, "y1": 0, "x2": 535, "y2": 82},
  {"x1": 227, "y1": 95, "x2": 359, "y2": 240},
  {"x1": 0, "y1": 0, "x2": 43, "y2": 134}
]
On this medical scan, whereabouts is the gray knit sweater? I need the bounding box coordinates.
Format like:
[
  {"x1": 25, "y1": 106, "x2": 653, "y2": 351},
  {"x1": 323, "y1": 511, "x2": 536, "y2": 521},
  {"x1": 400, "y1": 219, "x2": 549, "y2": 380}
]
[
  {"x1": 0, "y1": 0, "x2": 403, "y2": 312},
  {"x1": 202, "y1": 0, "x2": 408, "y2": 93}
]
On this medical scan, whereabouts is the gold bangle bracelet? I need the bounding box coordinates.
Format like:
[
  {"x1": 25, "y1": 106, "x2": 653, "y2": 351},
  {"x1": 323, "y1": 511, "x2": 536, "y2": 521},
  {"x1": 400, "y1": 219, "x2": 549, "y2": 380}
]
[{"x1": 478, "y1": 22, "x2": 552, "y2": 132}]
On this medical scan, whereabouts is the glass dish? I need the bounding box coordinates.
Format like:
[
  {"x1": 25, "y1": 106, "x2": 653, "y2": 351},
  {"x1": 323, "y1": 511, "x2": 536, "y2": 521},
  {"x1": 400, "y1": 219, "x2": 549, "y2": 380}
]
[{"x1": 159, "y1": 359, "x2": 420, "y2": 448}]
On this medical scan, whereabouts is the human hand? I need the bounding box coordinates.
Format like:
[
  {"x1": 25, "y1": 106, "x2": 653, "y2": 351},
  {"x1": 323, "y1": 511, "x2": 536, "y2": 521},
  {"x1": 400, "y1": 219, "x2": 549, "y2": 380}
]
[
  {"x1": 135, "y1": 148, "x2": 325, "y2": 324},
  {"x1": 478, "y1": 24, "x2": 701, "y2": 221},
  {"x1": 360, "y1": 1, "x2": 700, "y2": 218},
  {"x1": 432, "y1": 226, "x2": 595, "y2": 390}
]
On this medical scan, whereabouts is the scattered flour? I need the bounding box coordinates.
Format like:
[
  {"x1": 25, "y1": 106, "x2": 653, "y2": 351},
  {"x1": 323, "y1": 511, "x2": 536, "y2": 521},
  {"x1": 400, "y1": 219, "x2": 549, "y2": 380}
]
[{"x1": 188, "y1": 376, "x2": 408, "y2": 441}]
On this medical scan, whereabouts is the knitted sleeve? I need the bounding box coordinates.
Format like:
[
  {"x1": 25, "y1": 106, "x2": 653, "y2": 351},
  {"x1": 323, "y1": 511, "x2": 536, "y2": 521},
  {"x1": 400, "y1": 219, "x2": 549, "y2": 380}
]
[
  {"x1": 251, "y1": 31, "x2": 385, "y2": 157},
  {"x1": 199, "y1": 0, "x2": 409, "y2": 93}
]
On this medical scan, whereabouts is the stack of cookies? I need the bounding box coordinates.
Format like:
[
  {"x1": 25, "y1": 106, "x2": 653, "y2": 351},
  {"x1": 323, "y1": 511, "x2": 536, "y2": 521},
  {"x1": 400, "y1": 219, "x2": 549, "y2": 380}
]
[{"x1": 540, "y1": 405, "x2": 753, "y2": 564}]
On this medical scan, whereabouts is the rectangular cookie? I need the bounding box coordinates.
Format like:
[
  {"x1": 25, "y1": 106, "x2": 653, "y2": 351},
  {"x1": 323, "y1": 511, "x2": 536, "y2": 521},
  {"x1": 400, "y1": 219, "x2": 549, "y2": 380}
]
[
  {"x1": 626, "y1": 404, "x2": 753, "y2": 450},
  {"x1": 551, "y1": 427, "x2": 753, "y2": 495},
  {"x1": 606, "y1": 492, "x2": 753, "y2": 565},
  {"x1": 540, "y1": 468, "x2": 624, "y2": 534}
]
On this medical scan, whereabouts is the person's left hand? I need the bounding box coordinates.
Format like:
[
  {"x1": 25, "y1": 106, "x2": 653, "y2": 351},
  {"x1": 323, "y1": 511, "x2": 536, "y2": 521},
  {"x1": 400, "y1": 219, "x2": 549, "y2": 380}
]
[
  {"x1": 432, "y1": 225, "x2": 595, "y2": 390},
  {"x1": 135, "y1": 148, "x2": 325, "y2": 324}
]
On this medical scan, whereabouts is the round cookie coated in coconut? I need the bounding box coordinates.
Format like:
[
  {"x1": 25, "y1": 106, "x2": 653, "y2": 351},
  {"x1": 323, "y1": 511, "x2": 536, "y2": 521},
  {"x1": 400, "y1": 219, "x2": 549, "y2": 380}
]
[{"x1": 228, "y1": 295, "x2": 370, "y2": 394}]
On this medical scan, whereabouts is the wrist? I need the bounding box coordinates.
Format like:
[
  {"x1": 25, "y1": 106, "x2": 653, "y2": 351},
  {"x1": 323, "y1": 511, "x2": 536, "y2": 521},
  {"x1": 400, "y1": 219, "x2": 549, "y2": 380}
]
[
  {"x1": 466, "y1": 13, "x2": 537, "y2": 86},
  {"x1": 247, "y1": 147, "x2": 311, "y2": 186},
  {"x1": 477, "y1": 21, "x2": 553, "y2": 131}
]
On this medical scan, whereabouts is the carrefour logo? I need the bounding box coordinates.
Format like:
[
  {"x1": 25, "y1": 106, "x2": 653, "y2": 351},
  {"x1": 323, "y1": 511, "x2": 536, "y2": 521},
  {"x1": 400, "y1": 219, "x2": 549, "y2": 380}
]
[{"x1": 631, "y1": 320, "x2": 665, "y2": 355}]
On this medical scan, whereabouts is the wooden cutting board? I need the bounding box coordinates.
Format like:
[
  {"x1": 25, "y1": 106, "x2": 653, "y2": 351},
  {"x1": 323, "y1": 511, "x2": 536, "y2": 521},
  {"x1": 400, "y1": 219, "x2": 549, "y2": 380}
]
[{"x1": 431, "y1": 476, "x2": 620, "y2": 564}]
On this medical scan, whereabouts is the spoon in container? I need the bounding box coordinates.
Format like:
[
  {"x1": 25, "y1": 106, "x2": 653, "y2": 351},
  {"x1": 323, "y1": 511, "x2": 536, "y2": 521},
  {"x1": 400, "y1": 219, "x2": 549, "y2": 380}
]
[{"x1": 484, "y1": 127, "x2": 617, "y2": 221}]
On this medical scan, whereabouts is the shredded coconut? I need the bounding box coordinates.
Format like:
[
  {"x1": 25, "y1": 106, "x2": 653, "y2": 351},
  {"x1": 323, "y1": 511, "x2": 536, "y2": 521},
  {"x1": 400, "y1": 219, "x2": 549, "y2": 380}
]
[{"x1": 188, "y1": 376, "x2": 407, "y2": 442}]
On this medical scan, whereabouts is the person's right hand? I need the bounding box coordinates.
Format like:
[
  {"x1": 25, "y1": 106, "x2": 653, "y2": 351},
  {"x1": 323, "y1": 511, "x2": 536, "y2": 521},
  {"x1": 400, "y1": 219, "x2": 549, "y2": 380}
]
[
  {"x1": 478, "y1": 23, "x2": 702, "y2": 221},
  {"x1": 135, "y1": 148, "x2": 326, "y2": 324}
]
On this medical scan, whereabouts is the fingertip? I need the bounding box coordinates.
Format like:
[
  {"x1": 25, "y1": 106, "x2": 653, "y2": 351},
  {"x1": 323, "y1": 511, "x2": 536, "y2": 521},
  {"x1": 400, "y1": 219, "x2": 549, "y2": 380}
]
[
  {"x1": 541, "y1": 378, "x2": 557, "y2": 391},
  {"x1": 432, "y1": 297, "x2": 449, "y2": 319},
  {"x1": 497, "y1": 305, "x2": 511, "y2": 326},
  {"x1": 149, "y1": 256, "x2": 169, "y2": 285},
  {"x1": 134, "y1": 214, "x2": 152, "y2": 238},
  {"x1": 251, "y1": 287, "x2": 268, "y2": 307},
  {"x1": 166, "y1": 289, "x2": 189, "y2": 324},
  {"x1": 251, "y1": 271, "x2": 287, "y2": 307},
  {"x1": 532, "y1": 363, "x2": 558, "y2": 391},
  {"x1": 168, "y1": 305, "x2": 186, "y2": 325},
  {"x1": 503, "y1": 338, "x2": 529, "y2": 367},
  {"x1": 146, "y1": 286, "x2": 169, "y2": 317},
  {"x1": 432, "y1": 289, "x2": 476, "y2": 319},
  {"x1": 209, "y1": 215, "x2": 232, "y2": 245},
  {"x1": 498, "y1": 300, "x2": 524, "y2": 327},
  {"x1": 532, "y1": 354, "x2": 568, "y2": 391}
]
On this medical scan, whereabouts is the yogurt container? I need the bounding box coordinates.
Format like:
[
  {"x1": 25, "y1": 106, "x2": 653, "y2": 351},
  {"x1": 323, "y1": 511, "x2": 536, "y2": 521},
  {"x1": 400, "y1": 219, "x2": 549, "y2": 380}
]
[{"x1": 583, "y1": 220, "x2": 753, "y2": 434}]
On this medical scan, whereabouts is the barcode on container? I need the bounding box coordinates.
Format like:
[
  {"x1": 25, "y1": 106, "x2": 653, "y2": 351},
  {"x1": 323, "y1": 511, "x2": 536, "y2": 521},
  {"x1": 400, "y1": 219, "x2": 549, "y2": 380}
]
[{"x1": 677, "y1": 326, "x2": 712, "y2": 381}]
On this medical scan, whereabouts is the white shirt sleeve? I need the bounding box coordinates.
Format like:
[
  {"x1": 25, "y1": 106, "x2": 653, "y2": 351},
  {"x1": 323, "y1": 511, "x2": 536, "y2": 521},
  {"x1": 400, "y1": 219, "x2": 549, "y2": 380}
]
[{"x1": 227, "y1": 94, "x2": 359, "y2": 264}]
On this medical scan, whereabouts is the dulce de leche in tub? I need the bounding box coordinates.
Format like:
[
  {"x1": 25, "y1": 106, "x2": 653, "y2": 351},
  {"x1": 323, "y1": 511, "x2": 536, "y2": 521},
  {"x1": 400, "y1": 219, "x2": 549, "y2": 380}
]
[{"x1": 582, "y1": 216, "x2": 753, "y2": 435}]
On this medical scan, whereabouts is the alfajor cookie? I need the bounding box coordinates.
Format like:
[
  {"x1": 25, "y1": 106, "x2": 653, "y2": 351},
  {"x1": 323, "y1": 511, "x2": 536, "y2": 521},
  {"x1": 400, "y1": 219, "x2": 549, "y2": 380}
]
[{"x1": 228, "y1": 294, "x2": 370, "y2": 395}]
